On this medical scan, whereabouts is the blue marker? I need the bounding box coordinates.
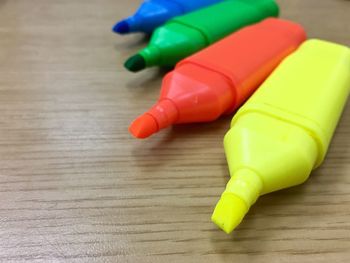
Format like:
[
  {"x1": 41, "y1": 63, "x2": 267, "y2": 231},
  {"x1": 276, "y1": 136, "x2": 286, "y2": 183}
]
[{"x1": 113, "y1": 0, "x2": 223, "y2": 34}]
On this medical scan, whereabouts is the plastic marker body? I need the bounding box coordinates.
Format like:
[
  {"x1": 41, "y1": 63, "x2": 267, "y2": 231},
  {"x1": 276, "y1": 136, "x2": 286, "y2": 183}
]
[
  {"x1": 129, "y1": 18, "x2": 306, "y2": 139},
  {"x1": 212, "y1": 39, "x2": 350, "y2": 234},
  {"x1": 125, "y1": 0, "x2": 279, "y2": 72},
  {"x1": 113, "y1": 0, "x2": 222, "y2": 34}
]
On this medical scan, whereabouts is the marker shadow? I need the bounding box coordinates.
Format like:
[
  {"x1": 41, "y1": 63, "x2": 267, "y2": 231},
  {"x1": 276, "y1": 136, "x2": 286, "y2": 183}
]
[
  {"x1": 125, "y1": 67, "x2": 172, "y2": 91},
  {"x1": 130, "y1": 116, "x2": 232, "y2": 174},
  {"x1": 113, "y1": 34, "x2": 150, "y2": 51}
]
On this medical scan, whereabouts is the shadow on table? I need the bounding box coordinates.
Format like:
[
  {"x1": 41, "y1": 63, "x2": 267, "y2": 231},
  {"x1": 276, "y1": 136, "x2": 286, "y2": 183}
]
[
  {"x1": 113, "y1": 34, "x2": 150, "y2": 51},
  {"x1": 125, "y1": 66, "x2": 173, "y2": 91},
  {"x1": 130, "y1": 115, "x2": 231, "y2": 170}
]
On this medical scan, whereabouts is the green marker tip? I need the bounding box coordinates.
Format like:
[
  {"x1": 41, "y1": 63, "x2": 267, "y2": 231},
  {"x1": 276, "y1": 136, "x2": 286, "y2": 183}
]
[{"x1": 124, "y1": 54, "x2": 146, "y2": 72}]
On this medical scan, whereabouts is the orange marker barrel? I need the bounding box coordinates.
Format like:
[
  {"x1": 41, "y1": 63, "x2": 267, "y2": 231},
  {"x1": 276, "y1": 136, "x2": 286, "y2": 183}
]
[{"x1": 129, "y1": 18, "x2": 306, "y2": 139}]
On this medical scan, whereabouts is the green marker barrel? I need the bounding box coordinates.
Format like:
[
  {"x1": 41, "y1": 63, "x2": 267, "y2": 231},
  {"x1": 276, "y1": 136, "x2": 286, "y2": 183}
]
[{"x1": 125, "y1": 0, "x2": 279, "y2": 72}]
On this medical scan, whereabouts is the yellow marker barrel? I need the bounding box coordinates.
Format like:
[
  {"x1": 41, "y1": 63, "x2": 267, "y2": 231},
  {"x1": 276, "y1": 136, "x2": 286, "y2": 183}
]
[{"x1": 212, "y1": 39, "x2": 350, "y2": 234}]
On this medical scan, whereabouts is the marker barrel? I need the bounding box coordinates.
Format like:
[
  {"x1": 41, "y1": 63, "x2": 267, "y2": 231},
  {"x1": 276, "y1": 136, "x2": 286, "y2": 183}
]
[
  {"x1": 113, "y1": 0, "x2": 223, "y2": 34},
  {"x1": 129, "y1": 18, "x2": 306, "y2": 139},
  {"x1": 126, "y1": 0, "x2": 279, "y2": 71},
  {"x1": 213, "y1": 40, "x2": 350, "y2": 234}
]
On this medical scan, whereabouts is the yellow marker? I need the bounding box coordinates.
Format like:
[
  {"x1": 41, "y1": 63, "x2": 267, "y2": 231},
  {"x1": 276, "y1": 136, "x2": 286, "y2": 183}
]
[{"x1": 212, "y1": 39, "x2": 350, "y2": 234}]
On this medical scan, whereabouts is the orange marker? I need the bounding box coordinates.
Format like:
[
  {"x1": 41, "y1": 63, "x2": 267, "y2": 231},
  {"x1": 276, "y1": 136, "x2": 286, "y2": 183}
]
[{"x1": 129, "y1": 18, "x2": 306, "y2": 139}]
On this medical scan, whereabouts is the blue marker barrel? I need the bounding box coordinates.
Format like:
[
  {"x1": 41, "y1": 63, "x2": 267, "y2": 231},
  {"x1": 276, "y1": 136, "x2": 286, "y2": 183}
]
[{"x1": 113, "y1": 0, "x2": 223, "y2": 34}]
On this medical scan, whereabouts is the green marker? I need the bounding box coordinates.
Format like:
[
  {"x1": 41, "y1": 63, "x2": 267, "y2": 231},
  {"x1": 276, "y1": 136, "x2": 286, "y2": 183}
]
[{"x1": 125, "y1": 0, "x2": 279, "y2": 72}]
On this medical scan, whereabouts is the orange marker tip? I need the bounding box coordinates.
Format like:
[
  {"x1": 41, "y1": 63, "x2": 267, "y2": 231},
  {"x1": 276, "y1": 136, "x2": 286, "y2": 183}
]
[{"x1": 129, "y1": 114, "x2": 158, "y2": 139}]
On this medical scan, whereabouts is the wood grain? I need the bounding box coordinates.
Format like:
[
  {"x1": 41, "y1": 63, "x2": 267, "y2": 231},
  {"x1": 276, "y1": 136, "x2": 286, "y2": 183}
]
[{"x1": 0, "y1": 0, "x2": 349, "y2": 262}]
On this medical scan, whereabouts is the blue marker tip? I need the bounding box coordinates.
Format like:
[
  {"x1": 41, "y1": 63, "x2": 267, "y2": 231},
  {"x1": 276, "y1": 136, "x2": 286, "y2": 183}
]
[{"x1": 113, "y1": 20, "x2": 130, "y2": 34}]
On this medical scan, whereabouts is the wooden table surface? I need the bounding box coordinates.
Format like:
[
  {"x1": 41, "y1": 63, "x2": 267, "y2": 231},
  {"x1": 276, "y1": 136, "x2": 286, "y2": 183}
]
[{"x1": 0, "y1": 0, "x2": 349, "y2": 262}]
